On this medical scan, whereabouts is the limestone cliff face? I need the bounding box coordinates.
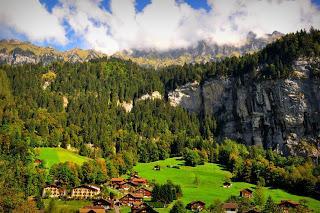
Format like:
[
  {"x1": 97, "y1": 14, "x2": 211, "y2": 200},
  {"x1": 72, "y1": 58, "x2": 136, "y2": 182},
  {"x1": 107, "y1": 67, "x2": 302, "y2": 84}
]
[{"x1": 168, "y1": 58, "x2": 320, "y2": 156}]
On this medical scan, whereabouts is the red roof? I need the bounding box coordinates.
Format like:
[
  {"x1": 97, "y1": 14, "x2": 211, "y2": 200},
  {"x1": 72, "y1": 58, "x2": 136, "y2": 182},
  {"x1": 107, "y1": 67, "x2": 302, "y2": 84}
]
[
  {"x1": 279, "y1": 200, "x2": 300, "y2": 206},
  {"x1": 240, "y1": 188, "x2": 253, "y2": 193},
  {"x1": 131, "y1": 193, "x2": 144, "y2": 199},
  {"x1": 223, "y1": 203, "x2": 238, "y2": 209},
  {"x1": 131, "y1": 178, "x2": 147, "y2": 183},
  {"x1": 111, "y1": 177, "x2": 125, "y2": 182}
]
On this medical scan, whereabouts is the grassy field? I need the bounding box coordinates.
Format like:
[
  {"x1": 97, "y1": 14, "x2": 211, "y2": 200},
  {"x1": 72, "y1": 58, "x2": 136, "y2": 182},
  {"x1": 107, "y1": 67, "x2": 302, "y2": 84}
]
[
  {"x1": 133, "y1": 158, "x2": 320, "y2": 212},
  {"x1": 36, "y1": 147, "x2": 90, "y2": 168},
  {"x1": 43, "y1": 199, "x2": 91, "y2": 212}
]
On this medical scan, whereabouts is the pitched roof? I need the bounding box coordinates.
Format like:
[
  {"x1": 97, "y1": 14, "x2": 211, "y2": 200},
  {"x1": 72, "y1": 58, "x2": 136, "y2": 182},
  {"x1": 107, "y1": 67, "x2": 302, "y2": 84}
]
[
  {"x1": 188, "y1": 201, "x2": 206, "y2": 205},
  {"x1": 73, "y1": 185, "x2": 100, "y2": 191},
  {"x1": 81, "y1": 205, "x2": 105, "y2": 210},
  {"x1": 279, "y1": 200, "x2": 300, "y2": 206},
  {"x1": 223, "y1": 203, "x2": 238, "y2": 209},
  {"x1": 131, "y1": 178, "x2": 147, "y2": 183},
  {"x1": 241, "y1": 188, "x2": 253, "y2": 193},
  {"x1": 111, "y1": 177, "x2": 125, "y2": 182}
]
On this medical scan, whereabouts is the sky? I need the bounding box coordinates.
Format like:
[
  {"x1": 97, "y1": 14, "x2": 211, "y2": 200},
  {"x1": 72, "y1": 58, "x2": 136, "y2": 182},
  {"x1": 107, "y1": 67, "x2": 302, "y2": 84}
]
[{"x1": 0, "y1": 0, "x2": 320, "y2": 54}]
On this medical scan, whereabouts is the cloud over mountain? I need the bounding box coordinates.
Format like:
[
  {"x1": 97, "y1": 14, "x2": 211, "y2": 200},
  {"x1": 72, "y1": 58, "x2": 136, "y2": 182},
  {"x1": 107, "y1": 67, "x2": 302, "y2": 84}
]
[{"x1": 1, "y1": 0, "x2": 320, "y2": 54}]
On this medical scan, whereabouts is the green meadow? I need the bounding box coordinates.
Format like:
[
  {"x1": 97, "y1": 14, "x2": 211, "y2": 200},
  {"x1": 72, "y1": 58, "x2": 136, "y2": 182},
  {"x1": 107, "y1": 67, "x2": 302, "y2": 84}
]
[
  {"x1": 133, "y1": 158, "x2": 320, "y2": 212},
  {"x1": 36, "y1": 147, "x2": 90, "y2": 168}
]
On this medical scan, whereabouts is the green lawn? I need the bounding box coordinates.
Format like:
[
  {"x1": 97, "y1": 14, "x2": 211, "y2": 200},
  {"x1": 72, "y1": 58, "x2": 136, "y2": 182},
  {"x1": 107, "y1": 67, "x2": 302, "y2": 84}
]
[
  {"x1": 36, "y1": 147, "x2": 90, "y2": 168},
  {"x1": 134, "y1": 158, "x2": 320, "y2": 212},
  {"x1": 44, "y1": 199, "x2": 91, "y2": 213}
]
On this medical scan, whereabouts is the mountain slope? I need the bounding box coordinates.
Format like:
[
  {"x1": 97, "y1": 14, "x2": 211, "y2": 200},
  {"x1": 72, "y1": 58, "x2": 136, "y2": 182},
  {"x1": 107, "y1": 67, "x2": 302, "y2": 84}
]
[
  {"x1": 114, "y1": 31, "x2": 283, "y2": 68},
  {"x1": 0, "y1": 39, "x2": 107, "y2": 65}
]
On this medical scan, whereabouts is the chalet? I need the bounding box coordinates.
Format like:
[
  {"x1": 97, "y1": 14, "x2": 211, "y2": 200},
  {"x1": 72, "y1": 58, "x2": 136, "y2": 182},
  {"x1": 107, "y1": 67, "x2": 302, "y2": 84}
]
[
  {"x1": 111, "y1": 177, "x2": 125, "y2": 186},
  {"x1": 278, "y1": 200, "x2": 300, "y2": 213},
  {"x1": 131, "y1": 178, "x2": 148, "y2": 186},
  {"x1": 79, "y1": 205, "x2": 105, "y2": 213},
  {"x1": 93, "y1": 198, "x2": 113, "y2": 210},
  {"x1": 223, "y1": 182, "x2": 232, "y2": 188},
  {"x1": 119, "y1": 193, "x2": 144, "y2": 206},
  {"x1": 134, "y1": 188, "x2": 152, "y2": 198},
  {"x1": 34, "y1": 159, "x2": 42, "y2": 165},
  {"x1": 240, "y1": 189, "x2": 253, "y2": 198},
  {"x1": 71, "y1": 185, "x2": 100, "y2": 199},
  {"x1": 186, "y1": 201, "x2": 206, "y2": 212},
  {"x1": 114, "y1": 181, "x2": 131, "y2": 191},
  {"x1": 222, "y1": 203, "x2": 238, "y2": 213},
  {"x1": 42, "y1": 185, "x2": 66, "y2": 198},
  {"x1": 131, "y1": 203, "x2": 158, "y2": 213}
]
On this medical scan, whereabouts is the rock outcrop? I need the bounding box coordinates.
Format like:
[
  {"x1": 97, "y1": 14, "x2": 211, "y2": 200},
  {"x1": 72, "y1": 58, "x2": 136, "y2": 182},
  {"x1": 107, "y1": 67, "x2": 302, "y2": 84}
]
[{"x1": 168, "y1": 58, "x2": 320, "y2": 156}]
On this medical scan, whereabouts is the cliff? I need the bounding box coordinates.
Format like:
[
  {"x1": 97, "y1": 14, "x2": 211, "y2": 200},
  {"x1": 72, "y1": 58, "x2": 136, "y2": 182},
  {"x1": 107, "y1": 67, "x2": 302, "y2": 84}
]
[{"x1": 169, "y1": 58, "x2": 320, "y2": 156}]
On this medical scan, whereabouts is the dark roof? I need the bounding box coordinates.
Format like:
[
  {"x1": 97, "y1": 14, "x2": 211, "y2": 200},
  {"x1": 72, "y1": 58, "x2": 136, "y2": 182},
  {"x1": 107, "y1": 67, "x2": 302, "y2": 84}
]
[
  {"x1": 278, "y1": 200, "x2": 300, "y2": 206},
  {"x1": 81, "y1": 205, "x2": 105, "y2": 210},
  {"x1": 223, "y1": 203, "x2": 238, "y2": 209},
  {"x1": 188, "y1": 201, "x2": 206, "y2": 206},
  {"x1": 223, "y1": 182, "x2": 231, "y2": 185},
  {"x1": 120, "y1": 193, "x2": 144, "y2": 200},
  {"x1": 135, "y1": 187, "x2": 152, "y2": 192},
  {"x1": 241, "y1": 188, "x2": 253, "y2": 193}
]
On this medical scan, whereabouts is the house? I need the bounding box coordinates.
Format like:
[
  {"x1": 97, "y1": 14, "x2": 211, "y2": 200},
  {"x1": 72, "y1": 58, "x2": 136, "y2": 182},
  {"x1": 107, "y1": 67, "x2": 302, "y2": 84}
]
[
  {"x1": 114, "y1": 181, "x2": 131, "y2": 191},
  {"x1": 186, "y1": 201, "x2": 206, "y2": 212},
  {"x1": 42, "y1": 185, "x2": 66, "y2": 198},
  {"x1": 93, "y1": 198, "x2": 113, "y2": 210},
  {"x1": 131, "y1": 202, "x2": 158, "y2": 213},
  {"x1": 79, "y1": 205, "x2": 105, "y2": 213},
  {"x1": 130, "y1": 178, "x2": 148, "y2": 186},
  {"x1": 111, "y1": 177, "x2": 125, "y2": 186},
  {"x1": 134, "y1": 188, "x2": 152, "y2": 198},
  {"x1": 130, "y1": 172, "x2": 140, "y2": 179},
  {"x1": 71, "y1": 185, "x2": 100, "y2": 199},
  {"x1": 119, "y1": 193, "x2": 144, "y2": 206},
  {"x1": 240, "y1": 189, "x2": 253, "y2": 198},
  {"x1": 222, "y1": 203, "x2": 238, "y2": 213},
  {"x1": 278, "y1": 200, "x2": 300, "y2": 213},
  {"x1": 223, "y1": 182, "x2": 232, "y2": 188}
]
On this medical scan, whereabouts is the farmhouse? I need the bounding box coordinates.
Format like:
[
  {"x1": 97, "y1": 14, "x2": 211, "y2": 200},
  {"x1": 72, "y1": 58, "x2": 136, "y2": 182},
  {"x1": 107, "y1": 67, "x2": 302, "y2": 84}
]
[
  {"x1": 186, "y1": 201, "x2": 206, "y2": 212},
  {"x1": 110, "y1": 177, "x2": 125, "y2": 186},
  {"x1": 79, "y1": 205, "x2": 105, "y2": 213},
  {"x1": 240, "y1": 188, "x2": 253, "y2": 198},
  {"x1": 131, "y1": 202, "x2": 158, "y2": 213},
  {"x1": 119, "y1": 193, "x2": 144, "y2": 206},
  {"x1": 130, "y1": 178, "x2": 148, "y2": 186},
  {"x1": 222, "y1": 202, "x2": 238, "y2": 213},
  {"x1": 71, "y1": 185, "x2": 100, "y2": 199},
  {"x1": 93, "y1": 198, "x2": 113, "y2": 210},
  {"x1": 134, "y1": 188, "x2": 152, "y2": 198},
  {"x1": 42, "y1": 185, "x2": 66, "y2": 198},
  {"x1": 278, "y1": 200, "x2": 300, "y2": 213}
]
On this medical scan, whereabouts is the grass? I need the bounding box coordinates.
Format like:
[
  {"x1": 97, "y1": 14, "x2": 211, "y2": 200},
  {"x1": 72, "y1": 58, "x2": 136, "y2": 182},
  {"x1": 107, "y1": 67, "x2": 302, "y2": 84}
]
[
  {"x1": 36, "y1": 147, "x2": 90, "y2": 168},
  {"x1": 43, "y1": 199, "x2": 91, "y2": 213},
  {"x1": 133, "y1": 158, "x2": 320, "y2": 212}
]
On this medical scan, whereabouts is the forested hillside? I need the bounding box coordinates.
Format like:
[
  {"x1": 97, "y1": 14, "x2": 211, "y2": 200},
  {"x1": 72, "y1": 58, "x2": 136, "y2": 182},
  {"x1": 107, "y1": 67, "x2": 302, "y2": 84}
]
[{"x1": 0, "y1": 29, "x2": 320, "y2": 211}]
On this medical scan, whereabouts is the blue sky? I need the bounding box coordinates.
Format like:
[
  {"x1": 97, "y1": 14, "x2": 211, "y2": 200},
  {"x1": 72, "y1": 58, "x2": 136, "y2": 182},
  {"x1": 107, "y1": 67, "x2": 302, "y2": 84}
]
[{"x1": 1, "y1": 0, "x2": 320, "y2": 54}]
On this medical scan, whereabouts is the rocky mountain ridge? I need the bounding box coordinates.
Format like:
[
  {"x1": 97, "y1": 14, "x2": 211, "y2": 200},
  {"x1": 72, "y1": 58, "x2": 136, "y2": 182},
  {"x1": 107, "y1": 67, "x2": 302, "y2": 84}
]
[
  {"x1": 0, "y1": 39, "x2": 107, "y2": 65},
  {"x1": 168, "y1": 57, "x2": 320, "y2": 157},
  {"x1": 115, "y1": 31, "x2": 283, "y2": 68}
]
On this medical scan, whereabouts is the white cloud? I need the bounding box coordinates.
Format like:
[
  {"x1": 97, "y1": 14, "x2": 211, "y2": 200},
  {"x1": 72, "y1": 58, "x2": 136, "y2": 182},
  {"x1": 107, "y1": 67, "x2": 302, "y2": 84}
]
[
  {"x1": 0, "y1": 0, "x2": 67, "y2": 44},
  {"x1": 1, "y1": 0, "x2": 320, "y2": 54}
]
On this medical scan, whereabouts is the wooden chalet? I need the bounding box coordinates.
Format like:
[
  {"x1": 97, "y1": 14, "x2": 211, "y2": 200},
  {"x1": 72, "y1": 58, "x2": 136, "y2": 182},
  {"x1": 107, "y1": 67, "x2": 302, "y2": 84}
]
[
  {"x1": 93, "y1": 198, "x2": 113, "y2": 210},
  {"x1": 278, "y1": 200, "x2": 300, "y2": 213},
  {"x1": 131, "y1": 202, "x2": 158, "y2": 213},
  {"x1": 240, "y1": 188, "x2": 253, "y2": 198},
  {"x1": 71, "y1": 185, "x2": 100, "y2": 199},
  {"x1": 186, "y1": 201, "x2": 206, "y2": 212},
  {"x1": 119, "y1": 193, "x2": 144, "y2": 206},
  {"x1": 42, "y1": 185, "x2": 66, "y2": 198},
  {"x1": 79, "y1": 205, "x2": 105, "y2": 213},
  {"x1": 134, "y1": 188, "x2": 152, "y2": 198},
  {"x1": 130, "y1": 178, "x2": 148, "y2": 186},
  {"x1": 111, "y1": 177, "x2": 125, "y2": 186},
  {"x1": 222, "y1": 202, "x2": 238, "y2": 213}
]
